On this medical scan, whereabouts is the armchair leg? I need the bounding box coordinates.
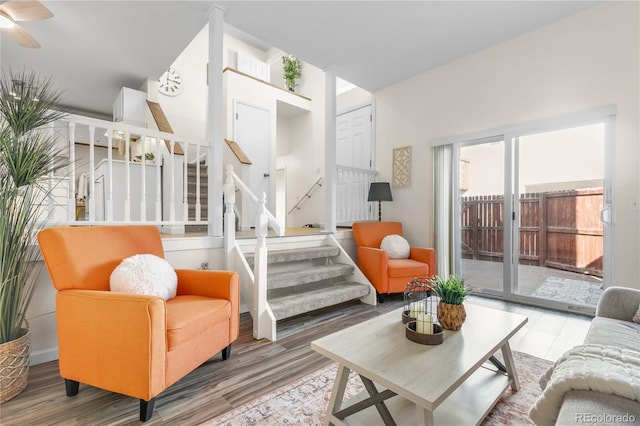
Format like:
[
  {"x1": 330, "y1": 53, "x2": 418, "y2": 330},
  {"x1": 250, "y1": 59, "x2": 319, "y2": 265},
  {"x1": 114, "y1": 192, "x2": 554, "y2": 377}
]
[
  {"x1": 377, "y1": 293, "x2": 385, "y2": 304},
  {"x1": 140, "y1": 398, "x2": 155, "y2": 422},
  {"x1": 221, "y1": 344, "x2": 232, "y2": 360},
  {"x1": 65, "y1": 379, "x2": 79, "y2": 396}
]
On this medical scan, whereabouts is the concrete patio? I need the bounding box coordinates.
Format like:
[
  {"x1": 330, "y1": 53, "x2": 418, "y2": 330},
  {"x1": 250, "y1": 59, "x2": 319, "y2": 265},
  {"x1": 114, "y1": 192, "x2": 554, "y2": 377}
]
[{"x1": 461, "y1": 258, "x2": 603, "y2": 308}]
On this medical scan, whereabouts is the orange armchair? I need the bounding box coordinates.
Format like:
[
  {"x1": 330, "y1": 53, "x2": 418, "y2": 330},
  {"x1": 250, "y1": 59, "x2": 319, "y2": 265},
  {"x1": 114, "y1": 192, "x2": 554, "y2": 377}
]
[
  {"x1": 37, "y1": 225, "x2": 239, "y2": 422},
  {"x1": 352, "y1": 221, "x2": 436, "y2": 302}
]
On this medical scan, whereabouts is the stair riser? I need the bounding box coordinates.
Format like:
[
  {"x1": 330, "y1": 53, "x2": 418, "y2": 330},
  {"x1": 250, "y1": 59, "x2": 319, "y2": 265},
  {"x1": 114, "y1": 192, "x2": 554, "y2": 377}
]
[
  {"x1": 268, "y1": 264, "x2": 354, "y2": 290},
  {"x1": 269, "y1": 282, "x2": 370, "y2": 320},
  {"x1": 245, "y1": 245, "x2": 340, "y2": 267}
]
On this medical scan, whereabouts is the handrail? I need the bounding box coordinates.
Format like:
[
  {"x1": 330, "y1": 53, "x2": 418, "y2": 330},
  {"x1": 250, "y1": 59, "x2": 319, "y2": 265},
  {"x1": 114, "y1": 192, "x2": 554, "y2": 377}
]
[
  {"x1": 288, "y1": 176, "x2": 324, "y2": 215},
  {"x1": 225, "y1": 165, "x2": 284, "y2": 236}
]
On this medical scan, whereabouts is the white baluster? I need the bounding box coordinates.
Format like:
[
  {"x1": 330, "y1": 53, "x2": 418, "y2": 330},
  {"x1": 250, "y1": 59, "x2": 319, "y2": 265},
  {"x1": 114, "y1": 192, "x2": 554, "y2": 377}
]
[
  {"x1": 106, "y1": 129, "x2": 114, "y2": 222},
  {"x1": 140, "y1": 136, "x2": 147, "y2": 221},
  {"x1": 195, "y1": 144, "x2": 201, "y2": 222},
  {"x1": 67, "y1": 122, "x2": 76, "y2": 223},
  {"x1": 224, "y1": 164, "x2": 236, "y2": 260},
  {"x1": 124, "y1": 131, "x2": 131, "y2": 222},
  {"x1": 154, "y1": 138, "x2": 161, "y2": 222},
  {"x1": 88, "y1": 126, "x2": 96, "y2": 222},
  {"x1": 182, "y1": 141, "x2": 189, "y2": 223},
  {"x1": 169, "y1": 140, "x2": 176, "y2": 222}
]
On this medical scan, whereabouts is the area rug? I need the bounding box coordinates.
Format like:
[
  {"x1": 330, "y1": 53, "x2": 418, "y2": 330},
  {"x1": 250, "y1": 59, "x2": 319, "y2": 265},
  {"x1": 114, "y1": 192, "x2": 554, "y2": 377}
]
[
  {"x1": 202, "y1": 351, "x2": 552, "y2": 426},
  {"x1": 531, "y1": 276, "x2": 602, "y2": 307}
]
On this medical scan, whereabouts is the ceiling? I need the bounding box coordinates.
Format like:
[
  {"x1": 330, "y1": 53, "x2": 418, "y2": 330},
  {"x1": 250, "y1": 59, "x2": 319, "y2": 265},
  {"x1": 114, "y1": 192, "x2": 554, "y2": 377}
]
[{"x1": 1, "y1": 1, "x2": 601, "y2": 120}]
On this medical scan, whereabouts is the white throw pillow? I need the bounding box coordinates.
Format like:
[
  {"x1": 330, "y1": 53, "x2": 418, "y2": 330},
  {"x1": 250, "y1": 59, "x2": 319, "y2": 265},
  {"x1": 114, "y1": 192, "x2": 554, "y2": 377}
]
[
  {"x1": 110, "y1": 254, "x2": 177, "y2": 301},
  {"x1": 380, "y1": 234, "x2": 410, "y2": 259},
  {"x1": 633, "y1": 304, "x2": 640, "y2": 324}
]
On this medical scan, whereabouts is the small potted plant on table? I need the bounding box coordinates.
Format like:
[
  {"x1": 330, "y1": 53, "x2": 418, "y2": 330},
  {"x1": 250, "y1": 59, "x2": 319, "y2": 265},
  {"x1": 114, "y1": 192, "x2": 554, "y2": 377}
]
[{"x1": 432, "y1": 275, "x2": 472, "y2": 330}]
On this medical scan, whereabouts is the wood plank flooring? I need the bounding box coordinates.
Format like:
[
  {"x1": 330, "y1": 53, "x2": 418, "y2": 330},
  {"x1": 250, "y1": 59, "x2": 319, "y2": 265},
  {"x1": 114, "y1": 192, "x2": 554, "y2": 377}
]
[{"x1": 0, "y1": 295, "x2": 592, "y2": 425}]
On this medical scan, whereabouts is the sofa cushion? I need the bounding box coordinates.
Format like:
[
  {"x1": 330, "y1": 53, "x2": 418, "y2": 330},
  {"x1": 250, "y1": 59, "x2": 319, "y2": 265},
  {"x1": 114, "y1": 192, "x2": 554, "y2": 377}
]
[
  {"x1": 388, "y1": 258, "x2": 429, "y2": 278},
  {"x1": 585, "y1": 317, "x2": 640, "y2": 352},
  {"x1": 110, "y1": 254, "x2": 177, "y2": 300},
  {"x1": 166, "y1": 295, "x2": 231, "y2": 350}
]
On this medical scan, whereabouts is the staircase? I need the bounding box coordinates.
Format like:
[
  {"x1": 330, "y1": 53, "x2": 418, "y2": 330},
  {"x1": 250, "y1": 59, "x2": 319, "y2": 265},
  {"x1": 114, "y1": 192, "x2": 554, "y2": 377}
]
[
  {"x1": 244, "y1": 241, "x2": 371, "y2": 324},
  {"x1": 186, "y1": 161, "x2": 208, "y2": 232}
]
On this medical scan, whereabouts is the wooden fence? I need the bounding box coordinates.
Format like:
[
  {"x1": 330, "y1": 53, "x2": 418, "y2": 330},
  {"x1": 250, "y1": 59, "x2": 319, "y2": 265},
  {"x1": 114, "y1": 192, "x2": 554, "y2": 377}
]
[{"x1": 461, "y1": 189, "x2": 603, "y2": 277}]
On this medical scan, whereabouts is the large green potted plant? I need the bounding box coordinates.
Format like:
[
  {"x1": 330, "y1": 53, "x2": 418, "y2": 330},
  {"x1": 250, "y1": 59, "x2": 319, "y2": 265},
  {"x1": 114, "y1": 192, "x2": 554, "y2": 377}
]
[
  {"x1": 282, "y1": 54, "x2": 302, "y2": 92},
  {"x1": 0, "y1": 70, "x2": 67, "y2": 403},
  {"x1": 432, "y1": 275, "x2": 472, "y2": 330}
]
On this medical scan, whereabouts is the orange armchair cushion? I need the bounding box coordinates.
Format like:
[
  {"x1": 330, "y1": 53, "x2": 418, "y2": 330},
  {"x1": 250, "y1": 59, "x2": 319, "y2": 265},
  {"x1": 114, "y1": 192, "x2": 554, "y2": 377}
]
[
  {"x1": 387, "y1": 259, "x2": 430, "y2": 278},
  {"x1": 166, "y1": 296, "x2": 231, "y2": 350}
]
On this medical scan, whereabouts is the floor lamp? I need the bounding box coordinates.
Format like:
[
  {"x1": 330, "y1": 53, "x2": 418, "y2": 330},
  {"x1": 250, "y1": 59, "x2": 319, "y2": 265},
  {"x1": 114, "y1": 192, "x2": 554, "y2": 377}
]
[{"x1": 368, "y1": 182, "x2": 393, "y2": 222}]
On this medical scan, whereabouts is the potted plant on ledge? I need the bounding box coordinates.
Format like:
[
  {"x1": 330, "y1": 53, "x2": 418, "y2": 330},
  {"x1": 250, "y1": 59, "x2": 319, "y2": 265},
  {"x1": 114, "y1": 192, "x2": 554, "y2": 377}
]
[
  {"x1": 432, "y1": 275, "x2": 472, "y2": 330},
  {"x1": 282, "y1": 54, "x2": 302, "y2": 92},
  {"x1": 0, "y1": 70, "x2": 67, "y2": 403}
]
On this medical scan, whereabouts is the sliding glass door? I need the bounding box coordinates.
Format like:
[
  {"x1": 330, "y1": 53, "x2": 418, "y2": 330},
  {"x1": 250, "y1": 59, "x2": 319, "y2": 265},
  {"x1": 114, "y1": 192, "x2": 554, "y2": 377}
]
[
  {"x1": 458, "y1": 138, "x2": 506, "y2": 296},
  {"x1": 452, "y1": 114, "x2": 613, "y2": 314},
  {"x1": 513, "y1": 124, "x2": 606, "y2": 309}
]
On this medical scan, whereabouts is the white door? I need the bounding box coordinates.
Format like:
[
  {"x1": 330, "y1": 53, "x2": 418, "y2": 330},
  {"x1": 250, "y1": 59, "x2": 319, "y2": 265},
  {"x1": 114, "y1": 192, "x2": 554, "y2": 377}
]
[
  {"x1": 336, "y1": 104, "x2": 375, "y2": 225},
  {"x1": 337, "y1": 105, "x2": 373, "y2": 170},
  {"x1": 234, "y1": 102, "x2": 270, "y2": 227}
]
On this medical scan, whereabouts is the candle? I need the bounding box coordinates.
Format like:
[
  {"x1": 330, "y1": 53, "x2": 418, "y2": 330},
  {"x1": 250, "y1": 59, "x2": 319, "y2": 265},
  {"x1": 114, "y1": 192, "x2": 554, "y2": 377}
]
[
  {"x1": 415, "y1": 313, "x2": 434, "y2": 334},
  {"x1": 409, "y1": 301, "x2": 423, "y2": 317}
]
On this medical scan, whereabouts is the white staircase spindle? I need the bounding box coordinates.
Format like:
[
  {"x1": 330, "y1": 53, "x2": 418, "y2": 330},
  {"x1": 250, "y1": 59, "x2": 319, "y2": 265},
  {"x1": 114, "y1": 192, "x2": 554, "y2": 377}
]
[
  {"x1": 140, "y1": 137, "x2": 147, "y2": 221},
  {"x1": 124, "y1": 132, "x2": 131, "y2": 222},
  {"x1": 154, "y1": 139, "x2": 161, "y2": 222},
  {"x1": 224, "y1": 165, "x2": 236, "y2": 264},
  {"x1": 182, "y1": 142, "x2": 189, "y2": 223},
  {"x1": 88, "y1": 126, "x2": 96, "y2": 222},
  {"x1": 106, "y1": 130, "x2": 114, "y2": 222},
  {"x1": 67, "y1": 122, "x2": 76, "y2": 223},
  {"x1": 169, "y1": 140, "x2": 176, "y2": 222},
  {"x1": 196, "y1": 144, "x2": 201, "y2": 222}
]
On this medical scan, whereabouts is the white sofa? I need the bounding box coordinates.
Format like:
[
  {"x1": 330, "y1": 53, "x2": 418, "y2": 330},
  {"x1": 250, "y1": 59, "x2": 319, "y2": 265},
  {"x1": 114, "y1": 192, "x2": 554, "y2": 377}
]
[{"x1": 533, "y1": 286, "x2": 640, "y2": 425}]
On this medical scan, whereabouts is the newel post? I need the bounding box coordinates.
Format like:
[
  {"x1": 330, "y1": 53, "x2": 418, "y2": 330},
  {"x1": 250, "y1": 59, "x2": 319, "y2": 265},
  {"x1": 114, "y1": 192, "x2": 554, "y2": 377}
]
[
  {"x1": 224, "y1": 165, "x2": 236, "y2": 267},
  {"x1": 253, "y1": 192, "x2": 270, "y2": 339}
]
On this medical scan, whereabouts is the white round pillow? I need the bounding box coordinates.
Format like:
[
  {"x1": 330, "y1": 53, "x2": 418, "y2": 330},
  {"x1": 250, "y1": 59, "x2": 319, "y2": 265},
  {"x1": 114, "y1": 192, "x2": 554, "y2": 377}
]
[
  {"x1": 380, "y1": 234, "x2": 410, "y2": 259},
  {"x1": 110, "y1": 254, "x2": 177, "y2": 301}
]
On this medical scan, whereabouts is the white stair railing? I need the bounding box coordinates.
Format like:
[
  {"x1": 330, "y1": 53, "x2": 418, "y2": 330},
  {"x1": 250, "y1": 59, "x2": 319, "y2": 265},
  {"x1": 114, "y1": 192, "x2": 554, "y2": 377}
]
[
  {"x1": 288, "y1": 176, "x2": 323, "y2": 215},
  {"x1": 45, "y1": 113, "x2": 209, "y2": 229},
  {"x1": 224, "y1": 164, "x2": 281, "y2": 340}
]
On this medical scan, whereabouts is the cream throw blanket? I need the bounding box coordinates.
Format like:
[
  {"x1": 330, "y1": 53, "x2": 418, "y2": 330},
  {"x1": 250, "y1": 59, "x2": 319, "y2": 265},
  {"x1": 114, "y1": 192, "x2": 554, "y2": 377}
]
[{"x1": 529, "y1": 344, "x2": 640, "y2": 426}]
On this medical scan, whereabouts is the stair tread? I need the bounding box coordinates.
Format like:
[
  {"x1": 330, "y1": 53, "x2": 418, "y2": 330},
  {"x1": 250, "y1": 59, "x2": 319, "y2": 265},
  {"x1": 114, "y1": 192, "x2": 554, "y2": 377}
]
[
  {"x1": 246, "y1": 245, "x2": 340, "y2": 265},
  {"x1": 268, "y1": 264, "x2": 354, "y2": 290},
  {"x1": 269, "y1": 282, "x2": 370, "y2": 320}
]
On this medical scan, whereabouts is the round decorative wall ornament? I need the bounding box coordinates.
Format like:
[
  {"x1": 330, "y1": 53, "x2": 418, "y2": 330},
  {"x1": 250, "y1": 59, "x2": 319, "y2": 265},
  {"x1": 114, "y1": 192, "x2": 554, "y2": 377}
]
[{"x1": 157, "y1": 67, "x2": 183, "y2": 96}]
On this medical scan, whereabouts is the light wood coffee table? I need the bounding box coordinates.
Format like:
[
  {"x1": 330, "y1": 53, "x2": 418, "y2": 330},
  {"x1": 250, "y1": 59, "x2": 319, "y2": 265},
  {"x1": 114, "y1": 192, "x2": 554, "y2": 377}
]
[{"x1": 311, "y1": 303, "x2": 528, "y2": 425}]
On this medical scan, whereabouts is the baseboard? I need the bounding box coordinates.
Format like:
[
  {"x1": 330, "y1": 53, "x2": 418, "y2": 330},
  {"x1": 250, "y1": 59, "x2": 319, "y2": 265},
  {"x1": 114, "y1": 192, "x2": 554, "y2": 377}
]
[
  {"x1": 30, "y1": 346, "x2": 59, "y2": 366},
  {"x1": 161, "y1": 224, "x2": 186, "y2": 234}
]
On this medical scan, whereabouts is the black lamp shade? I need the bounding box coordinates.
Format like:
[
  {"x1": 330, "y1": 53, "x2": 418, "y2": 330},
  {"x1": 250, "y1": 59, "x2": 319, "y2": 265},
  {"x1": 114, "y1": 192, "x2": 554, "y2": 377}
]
[{"x1": 368, "y1": 182, "x2": 393, "y2": 202}]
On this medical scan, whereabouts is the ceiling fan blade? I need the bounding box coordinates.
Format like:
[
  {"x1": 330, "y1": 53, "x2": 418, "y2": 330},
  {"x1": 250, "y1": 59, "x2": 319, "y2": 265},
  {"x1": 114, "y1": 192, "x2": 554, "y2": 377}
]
[
  {"x1": 0, "y1": 0, "x2": 53, "y2": 22},
  {"x1": 2, "y1": 24, "x2": 40, "y2": 48}
]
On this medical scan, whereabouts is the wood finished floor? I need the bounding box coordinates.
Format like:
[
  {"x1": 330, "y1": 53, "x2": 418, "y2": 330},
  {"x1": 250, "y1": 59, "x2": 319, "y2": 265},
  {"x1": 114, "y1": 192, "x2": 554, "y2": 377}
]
[{"x1": 0, "y1": 295, "x2": 592, "y2": 425}]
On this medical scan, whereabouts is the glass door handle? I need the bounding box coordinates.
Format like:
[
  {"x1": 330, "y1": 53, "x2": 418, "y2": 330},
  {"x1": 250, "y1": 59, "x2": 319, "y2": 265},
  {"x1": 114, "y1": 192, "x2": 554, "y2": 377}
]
[{"x1": 600, "y1": 206, "x2": 612, "y2": 224}]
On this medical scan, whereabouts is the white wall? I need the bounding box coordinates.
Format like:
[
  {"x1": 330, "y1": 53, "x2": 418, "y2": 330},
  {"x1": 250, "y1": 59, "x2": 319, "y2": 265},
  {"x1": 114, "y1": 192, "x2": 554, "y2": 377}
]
[{"x1": 374, "y1": 1, "x2": 639, "y2": 289}]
